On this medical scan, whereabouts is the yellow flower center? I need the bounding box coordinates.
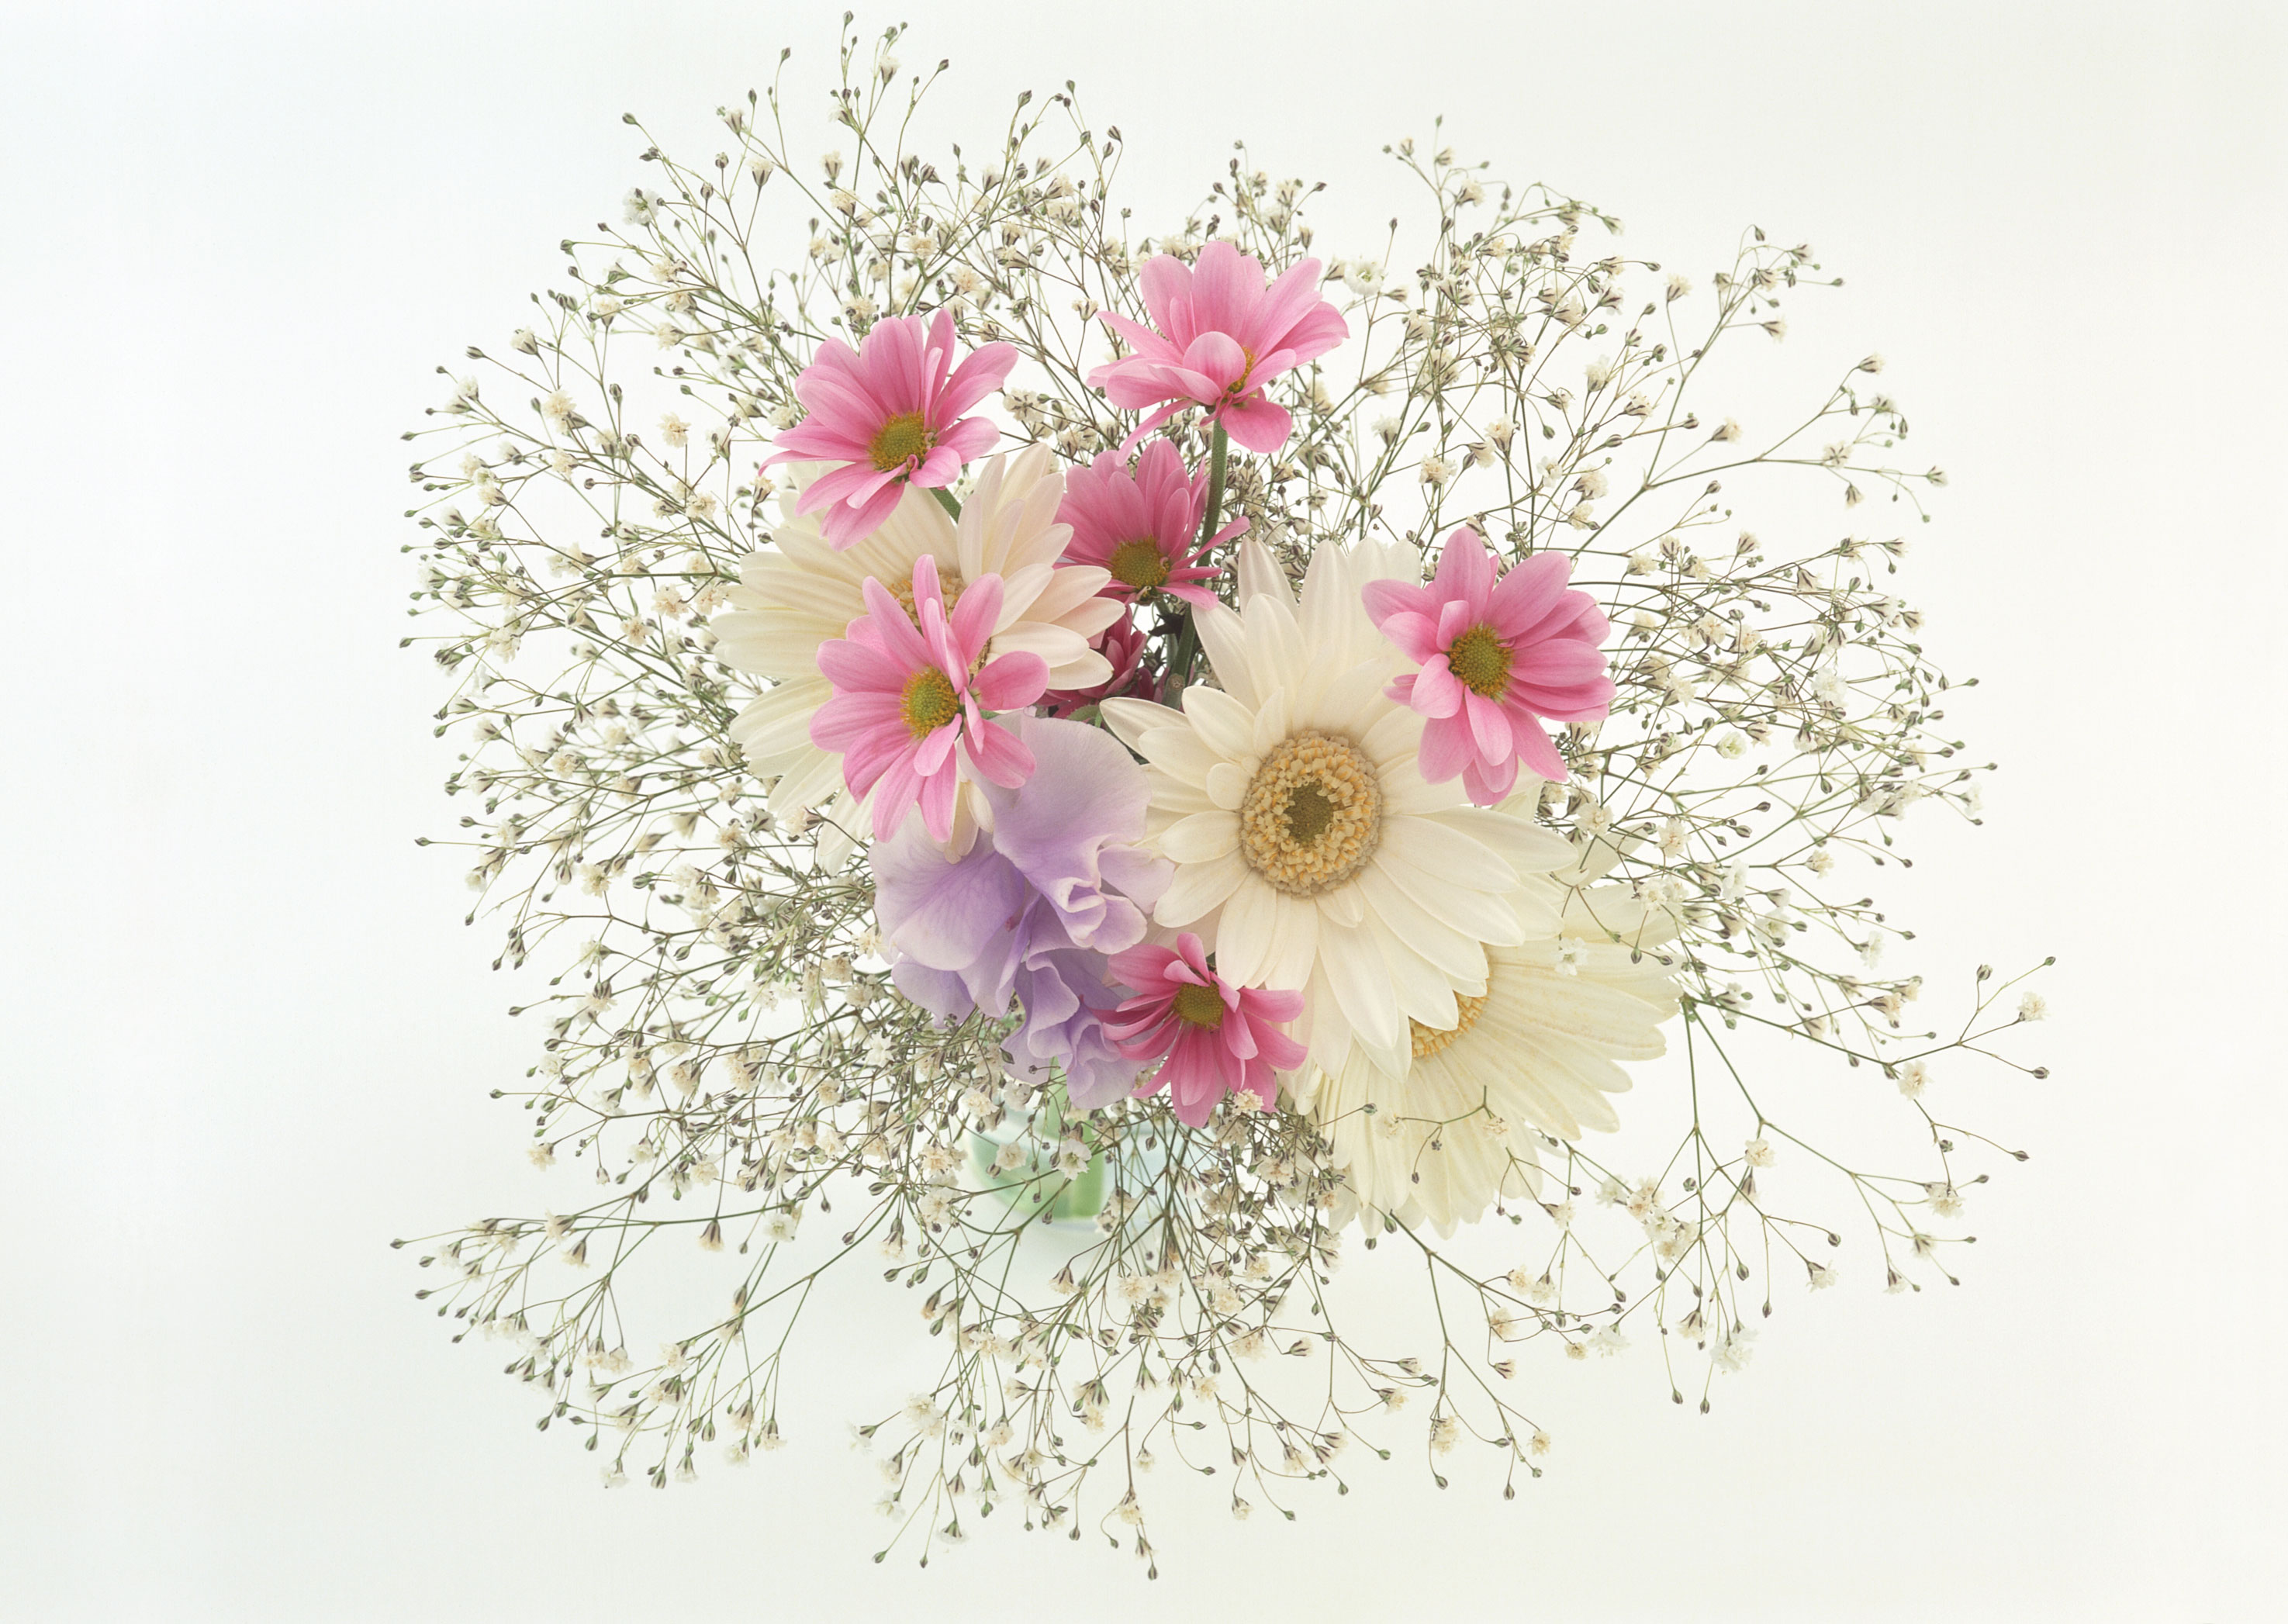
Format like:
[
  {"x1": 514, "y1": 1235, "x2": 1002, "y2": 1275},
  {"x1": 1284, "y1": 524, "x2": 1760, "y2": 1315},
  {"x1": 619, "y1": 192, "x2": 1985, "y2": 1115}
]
[
  {"x1": 900, "y1": 667, "x2": 960, "y2": 739},
  {"x1": 868, "y1": 411, "x2": 935, "y2": 472},
  {"x1": 1446, "y1": 624, "x2": 1512, "y2": 698},
  {"x1": 1237, "y1": 730, "x2": 1384, "y2": 897},
  {"x1": 1409, "y1": 992, "x2": 1489, "y2": 1059},
  {"x1": 1170, "y1": 983, "x2": 1227, "y2": 1029},
  {"x1": 1108, "y1": 538, "x2": 1172, "y2": 592}
]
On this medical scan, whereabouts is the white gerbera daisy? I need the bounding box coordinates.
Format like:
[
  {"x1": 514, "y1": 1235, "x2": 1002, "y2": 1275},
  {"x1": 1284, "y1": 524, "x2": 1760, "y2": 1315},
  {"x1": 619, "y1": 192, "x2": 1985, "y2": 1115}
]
[
  {"x1": 716, "y1": 444, "x2": 1121, "y2": 862},
  {"x1": 1101, "y1": 539, "x2": 1575, "y2": 1078},
  {"x1": 1290, "y1": 846, "x2": 1684, "y2": 1233}
]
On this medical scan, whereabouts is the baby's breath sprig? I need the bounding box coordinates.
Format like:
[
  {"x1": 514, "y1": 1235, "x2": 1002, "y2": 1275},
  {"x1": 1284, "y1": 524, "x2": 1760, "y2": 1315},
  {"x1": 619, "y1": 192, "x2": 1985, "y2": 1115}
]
[{"x1": 399, "y1": 17, "x2": 2044, "y2": 1567}]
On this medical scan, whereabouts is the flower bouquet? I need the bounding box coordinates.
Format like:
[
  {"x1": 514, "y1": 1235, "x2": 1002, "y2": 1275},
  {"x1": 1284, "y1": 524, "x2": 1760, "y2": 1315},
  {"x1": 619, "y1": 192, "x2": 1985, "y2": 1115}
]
[{"x1": 402, "y1": 21, "x2": 2047, "y2": 1567}]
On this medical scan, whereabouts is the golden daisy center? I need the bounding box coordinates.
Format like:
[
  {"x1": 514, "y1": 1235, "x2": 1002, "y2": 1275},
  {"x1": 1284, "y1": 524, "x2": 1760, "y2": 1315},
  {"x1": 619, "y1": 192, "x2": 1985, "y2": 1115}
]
[
  {"x1": 1446, "y1": 624, "x2": 1513, "y2": 698},
  {"x1": 868, "y1": 411, "x2": 935, "y2": 471},
  {"x1": 1107, "y1": 538, "x2": 1172, "y2": 591},
  {"x1": 1170, "y1": 983, "x2": 1227, "y2": 1030},
  {"x1": 900, "y1": 667, "x2": 961, "y2": 738},
  {"x1": 1237, "y1": 729, "x2": 1384, "y2": 897},
  {"x1": 1409, "y1": 991, "x2": 1490, "y2": 1059}
]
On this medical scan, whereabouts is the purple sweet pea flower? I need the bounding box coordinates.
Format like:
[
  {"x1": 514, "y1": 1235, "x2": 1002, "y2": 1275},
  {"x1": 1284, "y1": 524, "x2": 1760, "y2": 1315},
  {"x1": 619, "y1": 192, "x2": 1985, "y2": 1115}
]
[{"x1": 871, "y1": 714, "x2": 1170, "y2": 1108}]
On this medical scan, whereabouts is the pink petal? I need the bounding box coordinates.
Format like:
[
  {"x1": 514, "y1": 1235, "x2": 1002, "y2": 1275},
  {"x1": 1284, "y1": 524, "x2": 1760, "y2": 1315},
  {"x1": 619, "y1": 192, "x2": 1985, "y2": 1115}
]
[
  {"x1": 1510, "y1": 716, "x2": 1567, "y2": 783},
  {"x1": 1410, "y1": 656, "x2": 1464, "y2": 720},
  {"x1": 1460, "y1": 752, "x2": 1521, "y2": 805},
  {"x1": 964, "y1": 718, "x2": 1036, "y2": 789},
  {"x1": 937, "y1": 340, "x2": 1018, "y2": 420},
  {"x1": 1179, "y1": 330, "x2": 1249, "y2": 391},
  {"x1": 1486, "y1": 551, "x2": 1573, "y2": 637},
  {"x1": 949, "y1": 572, "x2": 1006, "y2": 667},
  {"x1": 1215, "y1": 392, "x2": 1292, "y2": 454},
  {"x1": 1416, "y1": 713, "x2": 1474, "y2": 783},
  {"x1": 1137, "y1": 254, "x2": 1194, "y2": 340},
  {"x1": 1360, "y1": 579, "x2": 1433, "y2": 632},
  {"x1": 1430, "y1": 527, "x2": 1495, "y2": 613},
  {"x1": 973, "y1": 649, "x2": 1049, "y2": 711},
  {"x1": 916, "y1": 757, "x2": 958, "y2": 841},
  {"x1": 1464, "y1": 689, "x2": 1513, "y2": 760}
]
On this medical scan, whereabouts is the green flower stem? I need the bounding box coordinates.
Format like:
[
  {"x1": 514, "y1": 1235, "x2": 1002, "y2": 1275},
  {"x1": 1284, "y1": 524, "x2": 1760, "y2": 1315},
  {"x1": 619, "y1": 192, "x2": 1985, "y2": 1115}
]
[
  {"x1": 1164, "y1": 420, "x2": 1228, "y2": 696},
  {"x1": 929, "y1": 485, "x2": 963, "y2": 520}
]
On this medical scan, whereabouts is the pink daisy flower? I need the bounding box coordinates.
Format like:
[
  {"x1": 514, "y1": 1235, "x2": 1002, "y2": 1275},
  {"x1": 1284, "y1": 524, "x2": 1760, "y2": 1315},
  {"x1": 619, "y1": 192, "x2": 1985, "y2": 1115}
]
[
  {"x1": 810, "y1": 555, "x2": 1047, "y2": 841},
  {"x1": 1362, "y1": 527, "x2": 1616, "y2": 803},
  {"x1": 1087, "y1": 241, "x2": 1346, "y2": 455},
  {"x1": 1056, "y1": 440, "x2": 1244, "y2": 609},
  {"x1": 1105, "y1": 932, "x2": 1305, "y2": 1128},
  {"x1": 764, "y1": 309, "x2": 1017, "y2": 550}
]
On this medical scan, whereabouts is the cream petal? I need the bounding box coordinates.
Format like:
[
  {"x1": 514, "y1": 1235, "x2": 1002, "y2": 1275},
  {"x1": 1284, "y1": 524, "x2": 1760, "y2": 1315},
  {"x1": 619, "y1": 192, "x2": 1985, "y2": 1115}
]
[
  {"x1": 1101, "y1": 696, "x2": 1180, "y2": 751},
  {"x1": 1161, "y1": 810, "x2": 1240, "y2": 864},
  {"x1": 1369, "y1": 845, "x2": 1523, "y2": 946},
  {"x1": 1318, "y1": 915, "x2": 1404, "y2": 1056},
  {"x1": 773, "y1": 742, "x2": 844, "y2": 802},
  {"x1": 1205, "y1": 761, "x2": 1250, "y2": 810},
  {"x1": 1180, "y1": 685, "x2": 1260, "y2": 764},
  {"x1": 994, "y1": 559, "x2": 1058, "y2": 624},
  {"x1": 1350, "y1": 862, "x2": 1487, "y2": 980},
  {"x1": 1362, "y1": 909, "x2": 1460, "y2": 1028},
  {"x1": 1025, "y1": 563, "x2": 1116, "y2": 624},
  {"x1": 1236, "y1": 539, "x2": 1291, "y2": 610},
  {"x1": 1157, "y1": 850, "x2": 1249, "y2": 925},
  {"x1": 1263, "y1": 891, "x2": 1322, "y2": 991},
  {"x1": 1142, "y1": 765, "x2": 1216, "y2": 817},
  {"x1": 753, "y1": 569, "x2": 865, "y2": 622},
  {"x1": 1300, "y1": 661, "x2": 1396, "y2": 737},
  {"x1": 715, "y1": 620, "x2": 837, "y2": 680},
  {"x1": 729, "y1": 679, "x2": 831, "y2": 760},
  {"x1": 1192, "y1": 602, "x2": 1258, "y2": 708},
  {"x1": 1426, "y1": 806, "x2": 1576, "y2": 877},
  {"x1": 1358, "y1": 703, "x2": 1430, "y2": 770},
  {"x1": 1214, "y1": 874, "x2": 1279, "y2": 986},
  {"x1": 1381, "y1": 814, "x2": 1514, "y2": 896},
  {"x1": 1315, "y1": 881, "x2": 1364, "y2": 930},
  {"x1": 1243, "y1": 594, "x2": 1306, "y2": 703},
  {"x1": 1249, "y1": 686, "x2": 1292, "y2": 755}
]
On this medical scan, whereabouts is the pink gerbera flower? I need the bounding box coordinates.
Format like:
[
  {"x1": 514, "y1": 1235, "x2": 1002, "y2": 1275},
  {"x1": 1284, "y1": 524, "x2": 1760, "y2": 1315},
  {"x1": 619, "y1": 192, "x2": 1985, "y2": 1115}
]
[
  {"x1": 1105, "y1": 932, "x2": 1305, "y2": 1128},
  {"x1": 1362, "y1": 527, "x2": 1616, "y2": 803},
  {"x1": 1087, "y1": 241, "x2": 1346, "y2": 455},
  {"x1": 1057, "y1": 439, "x2": 1244, "y2": 609},
  {"x1": 810, "y1": 555, "x2": 1047, "y2": 841},
  {"x1": 764, "y1": 309, "x2": 1016, "y2": 550}
]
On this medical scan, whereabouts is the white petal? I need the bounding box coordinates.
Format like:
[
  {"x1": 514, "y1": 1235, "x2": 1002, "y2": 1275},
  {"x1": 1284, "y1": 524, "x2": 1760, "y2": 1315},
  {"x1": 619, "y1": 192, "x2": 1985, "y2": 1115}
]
[
  {"x1": 1101, "y1": 696, "x2": 1180, "y2": 751},
  {"x1": 1212, "y1": 875, "x2": 1279, "y2": 985},
  {"x1": 1426, "y1": 806, "x2": 1575, "y2": 876},
  {"x1": 1193, "y1": 603, "x2": 1257, "y2": 708},
  {"x1": 1264, "y1": 892, "x2": 1322, "y2": 990},
  {"x1": 1318, "y1": 916, "x2": 1403, "y2": 1056},
  {"x1": 1180, "y1": 684, "x2": 1259, "y2": 764},
  {"x1": 1161, "y1": 811, "x2": 1239, "y2": 864},
  {"x1": 1205, "y1": 761, "x2": 1250, "y2": 809},
  {"x1": 1236, "y1": 539, "x2": 1291, "y2": 609},
  {"x1": 1157, "y1": 851, "x2": 1249, "y2": 925}
]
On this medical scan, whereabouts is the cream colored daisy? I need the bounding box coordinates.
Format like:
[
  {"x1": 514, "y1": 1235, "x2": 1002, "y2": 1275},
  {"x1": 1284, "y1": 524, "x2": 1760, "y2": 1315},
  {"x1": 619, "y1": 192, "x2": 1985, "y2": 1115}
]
[
  {"x1": 1288, "y1": 846, "x2": 1684, "y2": 1233},
  {"x1": 1101, "y1": 539, "x2": 1576, "y2": 1079},
  {"x1": 716, "y1": 444, "x2": 1121, "y2": 861}
]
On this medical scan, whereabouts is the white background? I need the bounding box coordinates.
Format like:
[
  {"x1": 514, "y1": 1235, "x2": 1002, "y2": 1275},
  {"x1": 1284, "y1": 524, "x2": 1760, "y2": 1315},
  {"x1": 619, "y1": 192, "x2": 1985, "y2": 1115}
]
[{"x1": 3, "y1": 2, "x2": 2282, "y2": 1618}]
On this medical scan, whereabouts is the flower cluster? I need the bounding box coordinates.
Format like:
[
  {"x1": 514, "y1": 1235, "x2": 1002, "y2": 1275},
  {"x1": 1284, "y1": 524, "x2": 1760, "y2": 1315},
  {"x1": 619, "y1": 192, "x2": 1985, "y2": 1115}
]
[{"x1": 401, "y1": 20, "x2": 2046, "y2": 1570}]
